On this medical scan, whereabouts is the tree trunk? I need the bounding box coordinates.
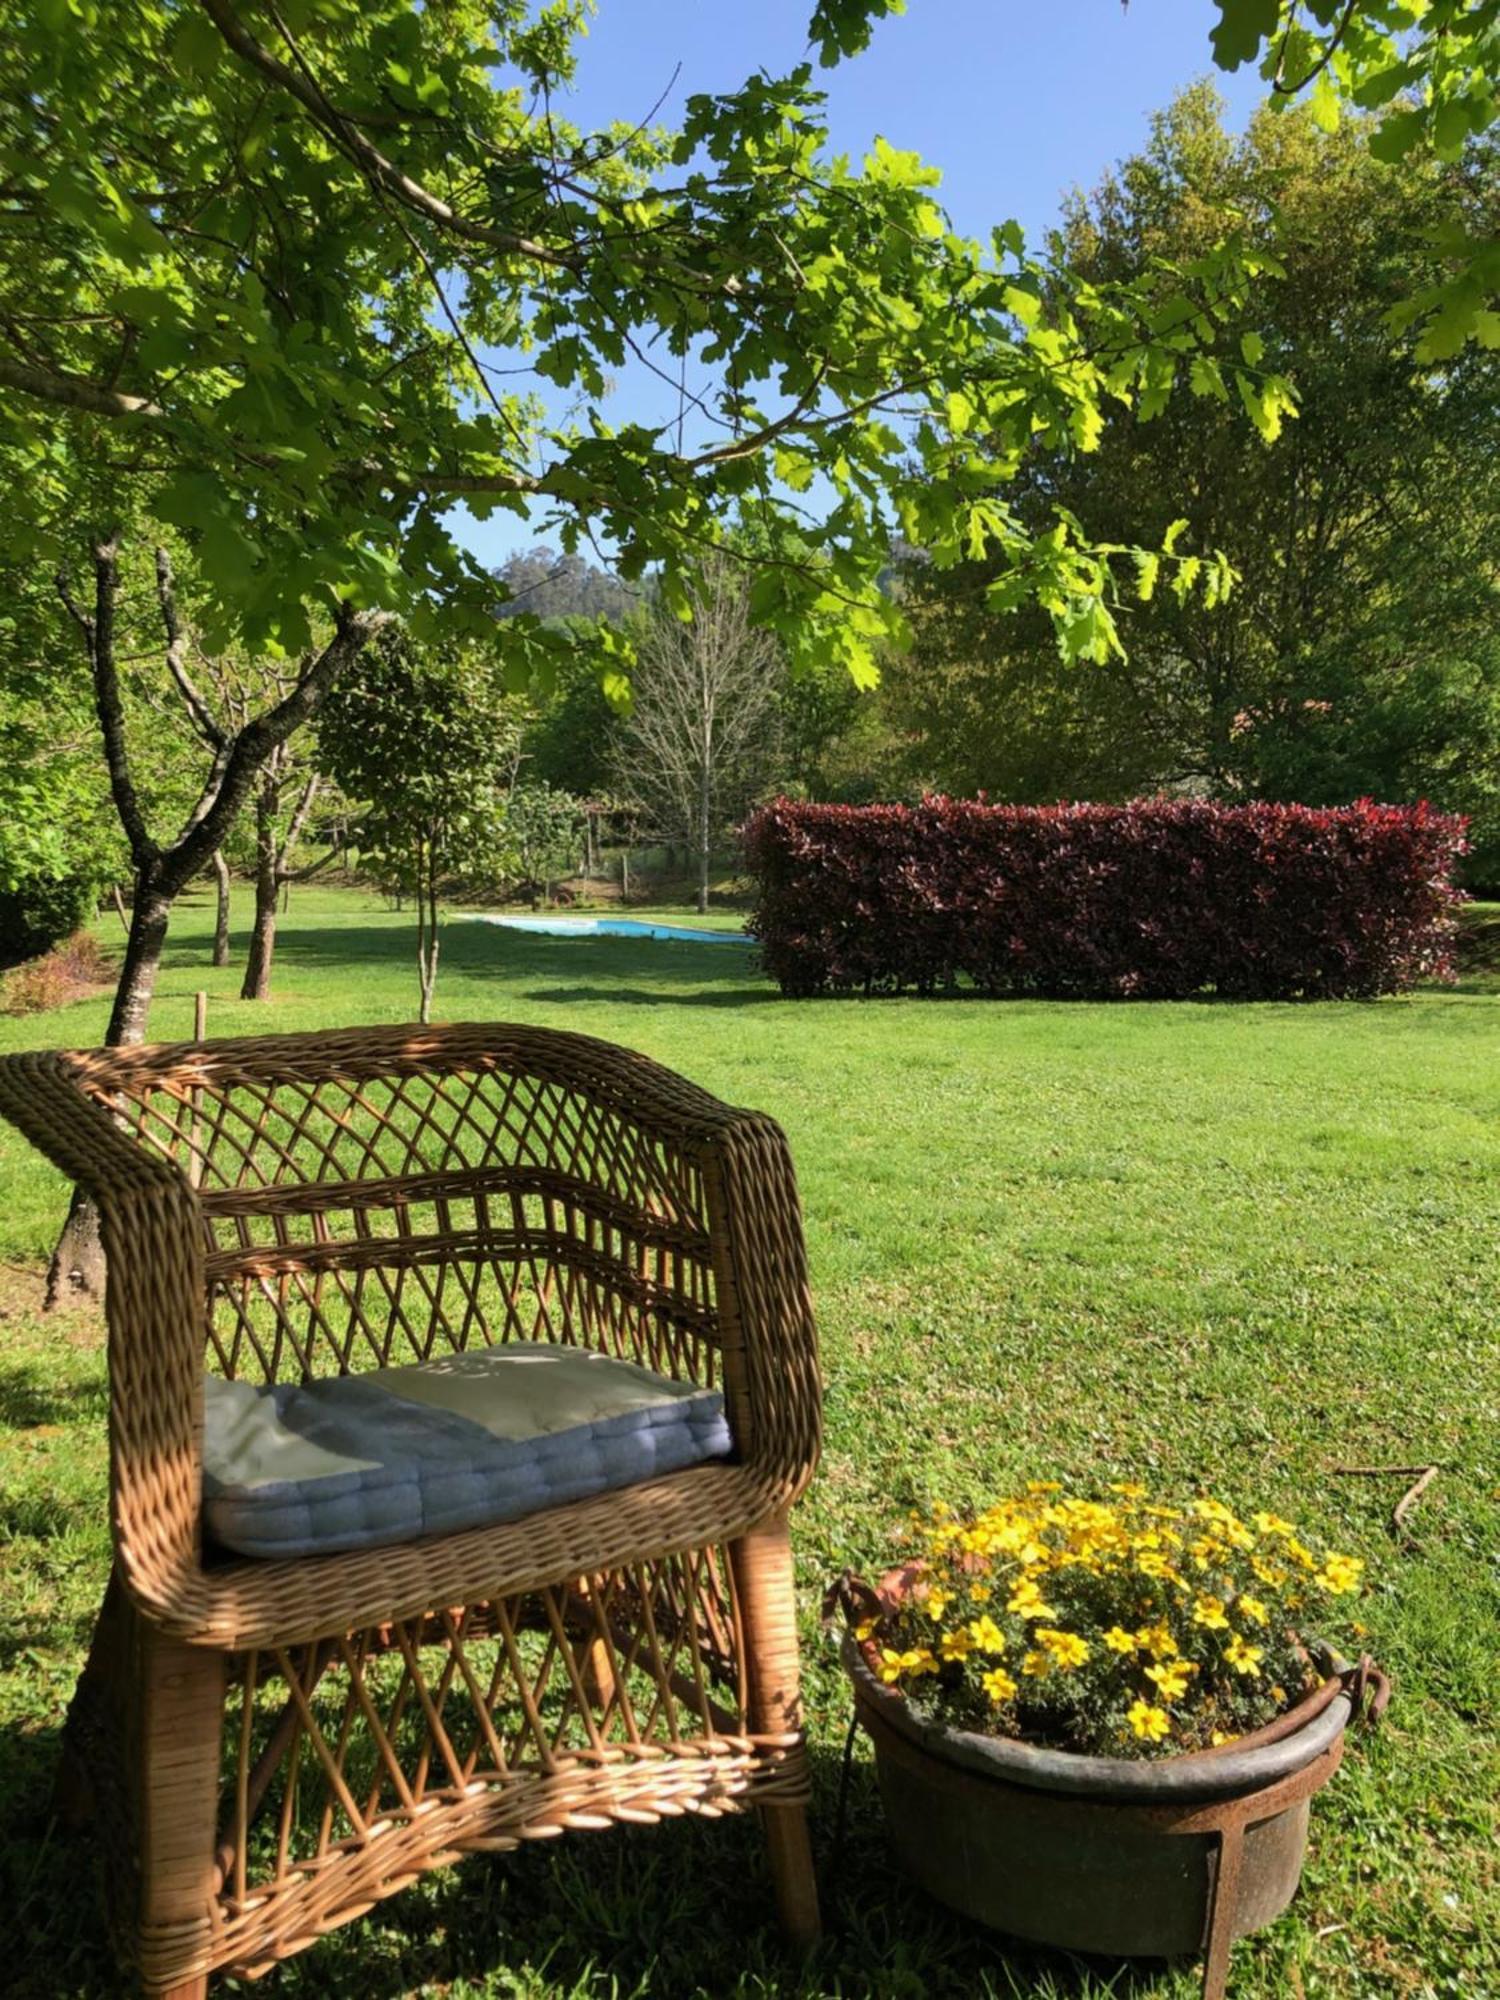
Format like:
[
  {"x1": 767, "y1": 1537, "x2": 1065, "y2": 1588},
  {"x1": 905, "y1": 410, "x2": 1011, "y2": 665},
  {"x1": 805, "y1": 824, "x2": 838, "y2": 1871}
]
[
  {"x1": 239, "y1": 776, "x2": 278, "y2": 1001},
  {"x1": 416, "y1": 843, "x2": 440, "y2": 1025},
  {"x1": 106, "y1": 883, "x2": 172, "y2": 1045},
  {"x1": 696, "y1": 772, "x2": 712, "y2": 915},
  {"x1": 45, "y1": 881, "x2": 172, "y2": 1308},
  {"x1": 210, "y1": 851, "x2": 231, "y2": 967}
]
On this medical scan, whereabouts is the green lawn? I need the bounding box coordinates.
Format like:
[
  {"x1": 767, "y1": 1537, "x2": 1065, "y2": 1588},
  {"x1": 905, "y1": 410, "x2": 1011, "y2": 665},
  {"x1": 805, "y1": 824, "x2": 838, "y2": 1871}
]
[{"x1": 2, "y1": 886, "x2": 1498, "y2": 1997}]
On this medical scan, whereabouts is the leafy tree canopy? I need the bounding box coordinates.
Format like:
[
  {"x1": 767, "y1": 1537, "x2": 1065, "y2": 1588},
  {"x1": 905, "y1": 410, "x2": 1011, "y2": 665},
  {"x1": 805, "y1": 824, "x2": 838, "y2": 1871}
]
[
  {"x1": 2, "y1": 0, "x2": 1312, "y2": 685},
  {"x1": 888, "y1": 89, "x2": 1500, "y2": 865},
  {"x1": 1212, "y1": 0, "x2": 1500, "y2": 354}
]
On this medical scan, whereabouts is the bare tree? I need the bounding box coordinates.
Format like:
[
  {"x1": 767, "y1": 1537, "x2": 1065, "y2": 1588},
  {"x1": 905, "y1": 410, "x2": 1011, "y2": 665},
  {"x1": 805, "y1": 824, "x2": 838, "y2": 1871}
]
[
  {"x1": 615, "y1": 556, "x2": 782, "y2": 913},
  {"x1": 48, "y1": 535, "x2": 383, "y2": 1302}
]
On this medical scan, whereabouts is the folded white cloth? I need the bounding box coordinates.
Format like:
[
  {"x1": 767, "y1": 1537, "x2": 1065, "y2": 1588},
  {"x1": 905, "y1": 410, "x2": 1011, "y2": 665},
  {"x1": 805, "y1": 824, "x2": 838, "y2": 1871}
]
[{"x1": 203, "y1": 1341, "x2": 732, "y2": 1558}]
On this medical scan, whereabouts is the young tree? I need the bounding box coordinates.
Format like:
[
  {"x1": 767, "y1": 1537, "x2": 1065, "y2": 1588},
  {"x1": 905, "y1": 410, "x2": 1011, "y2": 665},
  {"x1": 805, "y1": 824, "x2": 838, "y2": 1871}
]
[
  {"x1": 616, "y1": 557, "x2": 783, "y2": 912},
  {"x1": 319, "y1": 634, "x2": 522, "y2": 1022},
  {"x1": 238, "y1": 735, "x2": 325, "y2": 1002}
]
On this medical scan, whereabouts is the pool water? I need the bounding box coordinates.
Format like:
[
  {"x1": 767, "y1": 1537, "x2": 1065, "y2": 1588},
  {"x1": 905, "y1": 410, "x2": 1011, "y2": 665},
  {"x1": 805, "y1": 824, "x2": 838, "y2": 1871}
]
[{"x1": 464, "y1": 915, "x2": 754, "y2": 946}]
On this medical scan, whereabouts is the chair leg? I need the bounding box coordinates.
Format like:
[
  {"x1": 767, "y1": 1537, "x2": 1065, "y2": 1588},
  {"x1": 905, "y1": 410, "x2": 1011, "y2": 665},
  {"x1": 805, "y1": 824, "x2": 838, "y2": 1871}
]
[
  {"x1": 729, "y1": 1514, "x2": 822, "y2": 1952},
  {"x1": 124, "y1": 1597, "x2": 226, "y2": 1999},
  {"x1": 53, "y1": 1569, "x2": 128, "y2": 1829}
]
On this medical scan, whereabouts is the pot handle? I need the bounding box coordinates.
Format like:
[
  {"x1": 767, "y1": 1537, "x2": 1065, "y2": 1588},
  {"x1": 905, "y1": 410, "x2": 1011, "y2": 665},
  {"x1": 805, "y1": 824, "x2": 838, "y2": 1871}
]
[
  {"x1": 821, "y1": 1568, "x2": 879, "y2": 1633},
  {"x1": 1342, "y1": 1653, "x2": 1391, "y2": 1728}
]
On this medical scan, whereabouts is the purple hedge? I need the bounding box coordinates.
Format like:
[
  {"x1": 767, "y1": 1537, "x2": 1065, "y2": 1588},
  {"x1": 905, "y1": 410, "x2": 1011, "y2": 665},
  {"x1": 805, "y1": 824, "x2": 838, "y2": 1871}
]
[{"x1": 743, "y1": 798, "x2": 1468, "y2": 1000}]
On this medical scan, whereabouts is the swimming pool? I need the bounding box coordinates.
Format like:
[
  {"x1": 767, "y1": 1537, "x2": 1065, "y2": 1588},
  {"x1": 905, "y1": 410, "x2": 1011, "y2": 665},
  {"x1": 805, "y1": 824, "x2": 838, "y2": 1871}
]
[{"x1": 464, "y1": 915, "x2": 755, "y2": 946}]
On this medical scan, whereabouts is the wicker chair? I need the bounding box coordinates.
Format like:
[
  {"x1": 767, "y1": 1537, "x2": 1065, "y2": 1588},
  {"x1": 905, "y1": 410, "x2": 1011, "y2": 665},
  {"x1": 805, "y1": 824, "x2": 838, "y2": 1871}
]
[{"x1": 0, "y1": 1023, "x2": 822, "y2": 1996}]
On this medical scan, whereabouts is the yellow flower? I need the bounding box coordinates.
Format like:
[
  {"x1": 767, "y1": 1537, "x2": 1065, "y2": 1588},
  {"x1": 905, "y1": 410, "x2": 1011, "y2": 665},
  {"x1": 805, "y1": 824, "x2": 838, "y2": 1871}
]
[
  {"x1": 1006, "y1": 1576, "x2": 1055, "y2": 1620},
  {"x1": 981, "y1": 1665, "x2": 1019, "y2": 1704},
  {"x1": 854, "y1": 1618, "x2": 878, "y2": 1642},
  {"x1": 1110, "y1": 1481, "x2": 1146, "y2": 1498},
  {"x1": 1135, "y1": 1621, "x2": 1179, "y2": 1660},
  {"x1": 1135, "y1": 1549, "x2": 1180, "y2": 1581},
  {"x1": 1316, "y1": 1553, "x2": 1364, "y2": 1596},
  {"x1": 1021, "y1": 1649, "x2": 1050, "y2": 1679},
  {"x1": 925, "y1": 1586, "x2": 952, "y2": 1619},
  {"x1": 1210, "y1": 1728, "x2": 1232, "y2": 1747},
  {"x1": 1224, "y1": 1634, "x2": 1264, "y2": 1677},
  {"x1": 1036, "y1": 1627, "x2": 1090, "y2": 1670},
  {"x1": 1191, "y1": 1595, "x2": 1229, "y2": 1631},
  {"x1": 1150, "y1": 1659, "x2": 1198, "y2": 1700},
  {"x1": 1127, "y1": 1699, "x2": 1171, "y2": 1743},
  {"x1": 877, "y1": 1646, "x2": 936, "y2": 1685},
  {"x1": 939, "y1": 1627, "x2": 974, "y2": 1662},
  {"x1": 1235, "y1": 1593, "x2": 1269, "y2": 1627},
  {"x1": 968, "y1": 1615, "x2": 1007, "y2": 1654},
  {"x1": 1252, "y1": 1510, "x2": 1295, "y2": 1538},
  {"x1": 1102, "y1": 1625, "x2": 1138, "y2": 1655}
]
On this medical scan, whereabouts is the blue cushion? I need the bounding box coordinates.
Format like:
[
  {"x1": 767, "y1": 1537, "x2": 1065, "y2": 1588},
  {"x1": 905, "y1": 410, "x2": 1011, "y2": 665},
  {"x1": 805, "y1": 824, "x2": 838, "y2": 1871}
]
[{"x1": 202, "y1": 1341, "x2": 732, "y2": 1558}]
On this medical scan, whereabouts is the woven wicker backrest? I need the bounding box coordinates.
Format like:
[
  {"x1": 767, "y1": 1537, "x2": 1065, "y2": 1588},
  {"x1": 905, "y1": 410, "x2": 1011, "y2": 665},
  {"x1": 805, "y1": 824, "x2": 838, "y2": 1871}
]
[{"x1": 60, "y1": 1023, "x2": 725, "y2": 1389}]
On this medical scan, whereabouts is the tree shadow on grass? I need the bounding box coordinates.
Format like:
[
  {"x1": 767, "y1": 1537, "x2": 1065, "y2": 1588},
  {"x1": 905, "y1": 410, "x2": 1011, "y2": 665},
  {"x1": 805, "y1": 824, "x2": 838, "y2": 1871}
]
[
  {"x1": 0, "y1": 1362, "x2": 107, "y2": 1432},
  {"x1": 521, "y1": 982, "x2": 775, "y2": 1009},
  {"x1": 266, "y1": 920, "x2": 780, "y2": 1011}
]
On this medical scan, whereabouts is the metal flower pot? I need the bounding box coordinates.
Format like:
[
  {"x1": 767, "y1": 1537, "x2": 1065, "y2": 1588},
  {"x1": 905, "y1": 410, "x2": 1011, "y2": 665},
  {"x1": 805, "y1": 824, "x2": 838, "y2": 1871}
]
[{"x1": 843, "y1": 1635, "x2": 1386, "y2": 2000}]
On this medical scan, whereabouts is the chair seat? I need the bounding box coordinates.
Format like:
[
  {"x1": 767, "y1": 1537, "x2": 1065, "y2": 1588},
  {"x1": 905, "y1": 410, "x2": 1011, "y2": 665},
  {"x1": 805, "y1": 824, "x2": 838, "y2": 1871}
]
[
  {"x1": 203, "y1": 1342, "x2": 733, "y2": 1559},
  {"x1": 174, "y1": 1458, "x2": 779, "y2": 1652}
]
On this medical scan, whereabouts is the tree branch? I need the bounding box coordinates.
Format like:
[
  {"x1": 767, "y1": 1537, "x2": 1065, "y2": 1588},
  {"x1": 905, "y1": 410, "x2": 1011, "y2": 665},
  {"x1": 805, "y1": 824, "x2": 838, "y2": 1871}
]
[
  {"x1": 155, "y1": 545, "x2": 227, "y2": 749},
  {"x1": 276, "y1": 770, "x2": 321, "y2": 879},
  {"x1": 679, "y1": 364, "x2": 829, "y2": 471},
  {"x1": 171, "y1": 607, "x2": 388, "y2": 876},
  {"x1": 61, "y1": 538, "x2": 157, "y2": 871},
  {"x1": 197, "y1": 0, "x2": 581, "y2": 272},
  {"x1": 0, "y1": 352, "x2": 164, "y2": 420}
]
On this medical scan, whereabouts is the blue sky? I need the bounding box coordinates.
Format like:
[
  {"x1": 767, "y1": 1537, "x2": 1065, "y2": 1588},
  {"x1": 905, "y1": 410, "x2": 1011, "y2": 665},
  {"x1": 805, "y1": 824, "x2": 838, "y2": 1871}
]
[{"x1": 456, "y1": 0, "x2": 1263, "y2": 570}]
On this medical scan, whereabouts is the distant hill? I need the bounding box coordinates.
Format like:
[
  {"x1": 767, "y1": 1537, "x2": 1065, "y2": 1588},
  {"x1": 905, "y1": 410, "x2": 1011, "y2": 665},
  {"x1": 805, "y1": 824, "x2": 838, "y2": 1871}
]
[{"x1": 492, "y1": 547, "x2": 643, "y2": 624}]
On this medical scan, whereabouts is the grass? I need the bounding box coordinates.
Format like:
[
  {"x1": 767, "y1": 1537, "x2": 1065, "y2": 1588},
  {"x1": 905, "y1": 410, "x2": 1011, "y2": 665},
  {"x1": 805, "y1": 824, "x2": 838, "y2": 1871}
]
[{"x1": 2, "y1": 884, "x2": 1498, "y2": 1998}]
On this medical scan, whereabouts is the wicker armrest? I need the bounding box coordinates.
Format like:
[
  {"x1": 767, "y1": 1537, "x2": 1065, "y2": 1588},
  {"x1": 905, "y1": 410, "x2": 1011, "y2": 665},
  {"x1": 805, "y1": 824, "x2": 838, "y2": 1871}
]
[
  {"x1": 707, "y1": 1112, "x2": 822, "y2": 1506},
  {"x1": 0, "y1": 1051, "x2": 207, "y2": 1626}
]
